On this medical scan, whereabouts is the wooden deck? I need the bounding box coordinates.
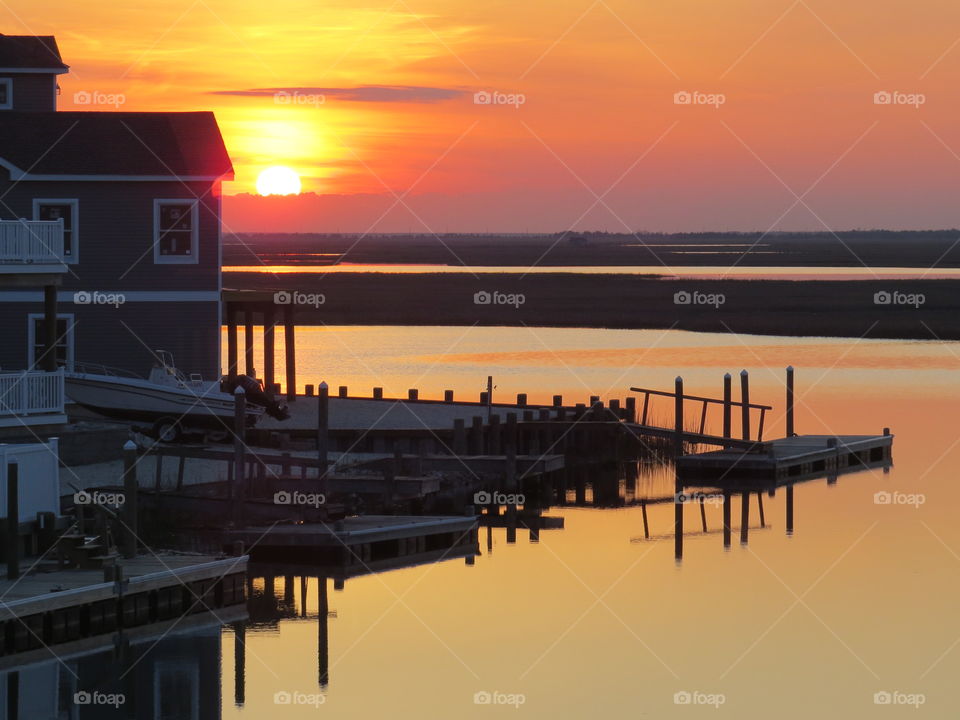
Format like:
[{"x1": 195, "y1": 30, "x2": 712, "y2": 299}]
[{"x1": 677, "y1": 433, "x2": 894, "y2": 484}]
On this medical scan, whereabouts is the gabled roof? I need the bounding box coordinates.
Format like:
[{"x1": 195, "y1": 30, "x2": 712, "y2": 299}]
[
  {"x1": 0, "y1": 112, "x2": 234, "y2": 180},
  {"x1": 0, "y1": 34, "x2": 68, "y2": 72}
]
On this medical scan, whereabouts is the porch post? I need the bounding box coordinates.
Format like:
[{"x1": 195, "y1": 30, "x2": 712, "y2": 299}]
[
  {"x1": 41, "y1": 285, "x2": 58, "y2": 372},
  {"x1": 263, "y1": 303, "x2": 276, "y2": 394},
  {"x1": 244, "y1": 309, "x2": 255, "y2": 377},
  {"x1": 226, "y1": 302, "x2": 239, "y2": 380},
  {"x1": 283, "y1": 304, "x2": 296, "y2": 401}
]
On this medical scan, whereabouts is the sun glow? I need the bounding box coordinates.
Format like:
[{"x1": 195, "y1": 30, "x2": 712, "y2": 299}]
[{"x1": 256, "y1": 166, "x2": 302, "y2": 196}]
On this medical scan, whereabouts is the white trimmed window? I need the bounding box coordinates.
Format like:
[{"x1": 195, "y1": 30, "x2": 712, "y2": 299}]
[
  {"x1": 33, "y1": 199, "x2": 79, "y2": 263},
  {"x1": 27, "y1": 313, "x2": 74, "y2": 370},
  {"x1": 154, "y1": 199, "x2": 199, "y2": 264},
  {"x1": 0, "y1": 79, "x2": 11, "y2": 110}
]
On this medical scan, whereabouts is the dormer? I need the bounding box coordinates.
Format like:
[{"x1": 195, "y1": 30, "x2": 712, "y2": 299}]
[{"x1": 0, "y1": 34, "x2": 69, "y2": 112}]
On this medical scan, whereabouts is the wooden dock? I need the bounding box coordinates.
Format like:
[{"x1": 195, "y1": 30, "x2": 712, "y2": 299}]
[
  {"x1": 0, "y1": 553, "x2": 247, "y2": 656},
  {"x1": 677, "y1": 432, "x2": 894, "y2": 484}
]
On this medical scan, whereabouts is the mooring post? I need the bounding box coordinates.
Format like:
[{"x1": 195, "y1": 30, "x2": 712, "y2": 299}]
[
  {"x1": 373, "y1": 387, "x2": 383, "y2": 400},
  {"x1": 674, "y1": 377, "x2": 684, "y2": 560},
  {"x1": 263, "y1": 304, "x2": 276, "y2": 397},
  {"x1": 723, "y1": 373, "x2": 732, "y2": 439},
  {"x1": 444, "y1": 390, "x2": 454, "y2": 403},
  {"x1": 122, "y1": 440, "x2": 138, "y2": 559},
  {"x1": 6, "y1": 461, "x2": 18, "y2": 579},
  {"x1": 786, "y1": 365, "x2": 795, "y2": 437},
  {"x1": 786, "y1": 485, "x2": 794, "y2": 535},
  {"x1": 674, "y1": 377, "x2": 684, "y2": 456},
  {"x1": 486, "y1": 375, "x2": 493, "y2": 419},
  {"x1": 723, "y1": 491, "x2": 732, "y2": 548},
  {"x1": 625, "y1": 396, "x2": 636, "y2": 423},
  {"x1": 317, "y1": 382, "x2": 329, "y2": 490},
  {"x1": 740, "y1": 370, "x2": 750, "y2": 441},
  {"x1": 233, "y1": 386, "x2": 246, "y2": 527},
  {"x1": 740, "y1": 492, "x2": 750, "y2": 544}
]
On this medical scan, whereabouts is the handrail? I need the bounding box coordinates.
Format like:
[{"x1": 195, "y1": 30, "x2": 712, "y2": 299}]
[
  {"x1": 71, "y1": 361, "x2": 144, "y2": 379},
  {"x1": 629, "y1": 386, "x2": 772, "y2": 410},
  {"x1": 629, "y1": 385, "x2": 771, "y2": 441}
]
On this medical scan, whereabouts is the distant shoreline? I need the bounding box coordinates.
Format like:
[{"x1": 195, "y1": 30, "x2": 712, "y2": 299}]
[{"x1": 223, "y1": 271, "x2": 960, "y2": 341}]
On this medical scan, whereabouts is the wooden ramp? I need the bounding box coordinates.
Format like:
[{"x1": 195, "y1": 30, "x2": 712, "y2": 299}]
[{"x1": 677, "y1": 432, "x2": 893, "y2": 484}]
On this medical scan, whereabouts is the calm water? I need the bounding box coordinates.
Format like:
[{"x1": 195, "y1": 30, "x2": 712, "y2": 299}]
[
  {"x1": 223, "y1": 263, "x2": 960, "y2": 280},
  {"x1": 14, "y1": 327, "x2": 960, "y2": 718}
]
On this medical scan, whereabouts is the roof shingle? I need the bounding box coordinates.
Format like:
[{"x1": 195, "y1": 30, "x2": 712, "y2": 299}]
[{"x1": 0, "y1": 34, "x2": 68, "y2": 70}]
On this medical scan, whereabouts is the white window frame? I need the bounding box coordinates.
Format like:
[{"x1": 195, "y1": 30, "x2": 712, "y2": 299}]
[
  {"x1": 0, "y1": 78, "x2": 11, "y2": 109},
  {"x1": 33, "y1": 198, "x2": 79, "y2": 264},
  {"x1": 153, "y1": 199, "x2": 199, "y2": 264},
  {"x1": 27, "y1": 312, "x2": 75, "y2": 371}
]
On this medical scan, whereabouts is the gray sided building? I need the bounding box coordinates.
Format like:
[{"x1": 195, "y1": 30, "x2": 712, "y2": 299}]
[{"x1": 0, "y1": 34, "x2": 232, "y2": 381}]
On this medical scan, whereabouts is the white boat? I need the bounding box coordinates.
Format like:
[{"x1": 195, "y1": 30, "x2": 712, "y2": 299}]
[{"x1": 64, "y1": 350, "x2": 278, "y2": 441}]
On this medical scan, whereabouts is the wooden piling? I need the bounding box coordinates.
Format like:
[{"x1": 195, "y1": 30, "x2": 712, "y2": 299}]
[
  {"x1": 489, "y1": 414, "x2": 501, "y2": 455},
  {"x1": 470, "y1": 416, "x2": 484, "y2": 455},
  {"x1": 408, "y1": 389, "x2": 418, "y2": 401},
  {"x1": 674, "y1": 377, "x2": 684, "y2": 560},
  {"x1": 517, "y1": 393, "x2": 527, "y2": 407},
  {"x1": 505, "y1": 413, "x2": 517, "y2": 492},
  {"x1": 338, "y1": 386, "x2": 348, "y2": 398},
  {"x1": 625, "y1": 396, "x2": 636, "y2": 423},
  {"x1": 444, "y1": 390, "x2": 454, "y2": 403},
  {"x1": 722, "y1": 373, "x2": 731, "y2": 439},
  {"x1": 373, "y1": 387, "x2": 383, "y2": 400},
  {"x1": 786, "y1": 485, "x2": 794, "y2": 535},
  {"x1": 305, "y1": 384, "x2": 314, "y2": 396},
  {"x1": 122, "y1": 441, "x2": 138, "y2": 559},
  {"x1": 757, "y1": 492, "x2": 765, "y2": 528},
  {"x1": 740, "y1": 370, "x2": 750, "y2": 441},
  {"x1": 699, "y1": 496, "x2": 707, "y2": 532},
  {"x1": 786, "y1": 366, "x2": 795, "y2": 437},
  {"x1": 674, "y1": 377, "x2": 684, "y2": 456},
  {"x1": 453, "y1": 419, "x2": 466, "y2": 455},
  {"x1": 317, "y1": 382, "x2": 329, "y2": 487}
]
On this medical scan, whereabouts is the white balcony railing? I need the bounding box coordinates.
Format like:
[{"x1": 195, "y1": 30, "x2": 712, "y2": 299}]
[
  {"x1": 0, "y1": 369, "x2": 65, "y2": 419},
  {"x1": 0, "y1": 219, "x2": 65, "y2": 267}
]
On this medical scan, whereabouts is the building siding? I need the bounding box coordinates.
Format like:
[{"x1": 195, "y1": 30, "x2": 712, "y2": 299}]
[
  {"x1": 0, "y1": 300, "x2": 220, "y2": 380},
  {"x1": 0, "y1": 73, "x2": 56, "y2": 111}
]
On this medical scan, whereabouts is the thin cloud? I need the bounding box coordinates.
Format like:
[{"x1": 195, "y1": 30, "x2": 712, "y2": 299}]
[{"x1": 211, "y1": 85, "x2": 467, "y2": 103}]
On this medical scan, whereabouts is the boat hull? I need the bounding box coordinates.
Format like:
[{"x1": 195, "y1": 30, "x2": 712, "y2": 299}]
[{"x1": 65, "y1": 374, "x2": 261, "y2": 429}]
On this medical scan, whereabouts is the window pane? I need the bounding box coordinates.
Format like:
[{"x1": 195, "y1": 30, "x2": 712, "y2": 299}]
[
  {"x1": 159, "y1": 230, "x2": 192, "y2": 256},
  {"x1": 160, "y1": 204, "x2": 193, "y2": 232},
  {"x1": 38, "y1": 204, "x2": 73, "y2": 256},
  {"x1": 0, "y1": 83, "x2": 7, "y2": 104},
  {"x1": 32, "y1": 318, "x2": 69, "y2": 367}
]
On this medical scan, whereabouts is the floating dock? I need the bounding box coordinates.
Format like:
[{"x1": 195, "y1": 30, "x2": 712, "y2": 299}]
[{"x1": 677, "y1": 432, "x2": 894, "y2": 484}]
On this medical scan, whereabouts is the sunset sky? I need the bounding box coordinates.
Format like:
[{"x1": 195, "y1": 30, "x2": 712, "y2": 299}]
[{"x1": 5, "y1": 0, "x2": 960, "y2": 231}]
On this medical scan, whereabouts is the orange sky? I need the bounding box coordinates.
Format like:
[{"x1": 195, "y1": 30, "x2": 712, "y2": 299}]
[{"x1": 4, "y1": 0, "x2": 960, "y2": 231}]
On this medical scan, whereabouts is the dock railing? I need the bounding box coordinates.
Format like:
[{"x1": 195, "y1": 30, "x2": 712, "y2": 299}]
[
  {"x1": 0, "y1": 219, "x2": 65, "y2": 267},
  {"x1": 0, "y1": 369, "x2": 66, "y2": 418},
  {"x1": 629, "y1": 385, "x2": 773, "y2": 441}
]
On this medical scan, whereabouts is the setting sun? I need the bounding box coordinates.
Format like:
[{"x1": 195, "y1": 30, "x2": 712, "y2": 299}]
[{"x1": 256, "y1": 166, "x2": 302, "y2": 196}]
